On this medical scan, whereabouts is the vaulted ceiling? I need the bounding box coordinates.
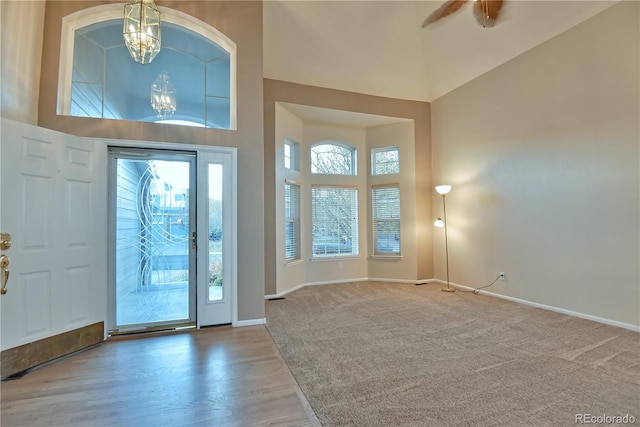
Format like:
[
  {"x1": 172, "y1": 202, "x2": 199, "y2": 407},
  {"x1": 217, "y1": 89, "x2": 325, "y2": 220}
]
[{"x1": 263, "y1": 0, "x2": 619, "y2": 102}]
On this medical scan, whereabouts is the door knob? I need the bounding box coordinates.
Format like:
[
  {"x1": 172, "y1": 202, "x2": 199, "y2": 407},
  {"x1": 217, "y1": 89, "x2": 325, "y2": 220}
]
[{"x1": 0, "y1": 254, "x2": 9, "y2": 295}]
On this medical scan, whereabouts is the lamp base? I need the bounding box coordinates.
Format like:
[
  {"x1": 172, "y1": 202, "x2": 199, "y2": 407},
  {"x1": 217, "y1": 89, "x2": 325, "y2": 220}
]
[{"x1": 441, "y1": 287, "x2": 456, "y2": 293}]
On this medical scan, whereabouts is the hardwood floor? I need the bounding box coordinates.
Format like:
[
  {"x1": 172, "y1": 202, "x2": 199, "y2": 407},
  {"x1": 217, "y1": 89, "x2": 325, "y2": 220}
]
[{"x1": 1, "y1": 326, "x2": 319, "y2": 427}]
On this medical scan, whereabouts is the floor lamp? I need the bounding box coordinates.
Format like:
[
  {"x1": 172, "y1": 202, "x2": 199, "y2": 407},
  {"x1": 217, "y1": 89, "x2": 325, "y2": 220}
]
[{"x1": 434, "y1": 185, "x2": 454, "y2": 292}]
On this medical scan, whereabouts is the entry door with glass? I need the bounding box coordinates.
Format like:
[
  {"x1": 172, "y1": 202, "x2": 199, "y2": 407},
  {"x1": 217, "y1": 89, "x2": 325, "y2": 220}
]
[{"x1": 109, "y1": 149, "x2": 196, "y2": 333}]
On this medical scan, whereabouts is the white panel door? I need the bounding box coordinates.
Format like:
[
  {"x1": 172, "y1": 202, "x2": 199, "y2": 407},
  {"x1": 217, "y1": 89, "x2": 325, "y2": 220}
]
[{"x1": 0, "y1": 119, "x2": 107, "y2": 351}]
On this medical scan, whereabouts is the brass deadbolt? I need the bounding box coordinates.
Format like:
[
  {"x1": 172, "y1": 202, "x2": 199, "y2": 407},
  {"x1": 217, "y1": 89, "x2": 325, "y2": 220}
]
[{"x1": 0, "y1": 232, "x2": 11, "y2": 251}]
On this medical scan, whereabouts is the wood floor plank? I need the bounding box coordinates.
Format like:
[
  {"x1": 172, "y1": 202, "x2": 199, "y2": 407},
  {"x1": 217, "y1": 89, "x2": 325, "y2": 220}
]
[{"x1": 1, "y1": 326, "x2": 319, "y2": 427}]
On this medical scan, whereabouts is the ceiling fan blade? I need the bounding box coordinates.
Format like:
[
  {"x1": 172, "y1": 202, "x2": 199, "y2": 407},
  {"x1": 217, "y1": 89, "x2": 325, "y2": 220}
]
[
  {"x1": 422, "y1": 0, "x2": 469, "y2": 27},
  {"x1": 473, "y1": 0, "x2": 504, "y2": 27}
]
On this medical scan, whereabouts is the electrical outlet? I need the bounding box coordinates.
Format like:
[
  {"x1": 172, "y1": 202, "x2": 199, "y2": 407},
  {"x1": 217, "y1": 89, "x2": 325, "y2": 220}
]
[{"x1": 499, "y1": 272, "x2": 505, "y2": 281}]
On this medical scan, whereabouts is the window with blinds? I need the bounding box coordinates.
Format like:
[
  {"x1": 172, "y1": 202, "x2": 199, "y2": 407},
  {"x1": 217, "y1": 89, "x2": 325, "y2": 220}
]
[
  {"x1": 372, "y1": 185, "x2": 400, "y2": 255},
  {"x1": 284, "y1": 183, "x2": 301, "y2": 262},
  {"x1": 311, "y1": 186, "x2": 358, "y2": 257}
]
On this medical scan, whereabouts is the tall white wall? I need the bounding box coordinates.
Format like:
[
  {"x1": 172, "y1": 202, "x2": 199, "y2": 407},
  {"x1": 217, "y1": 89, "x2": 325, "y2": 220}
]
[{"x1": 431, "y1": 2, "x2": 639, "y2": 328}]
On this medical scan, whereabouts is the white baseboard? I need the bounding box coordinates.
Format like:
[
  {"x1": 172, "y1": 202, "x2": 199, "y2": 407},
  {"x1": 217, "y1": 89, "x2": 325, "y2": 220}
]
[
  {"x1": 233, "y1": 318, "x2": 266, "y2": 327},
  {"x1": 264, "y1": 277, "x2": 436, "y2": 299},
  {"x1": 369, "y1": 277, "x2": 435, "y2": 285},
  {"x1": 265, "y1": 282, "x2": 307, "y2": 300},
  {"x1": 265, "y1": 277, "x2": 369, "y2": 300},
  {"x1": 433, "y1": 280, "x2": 640, "y2": 332},
  {"x1": 266, "y1": 277, "x2": 435, "y2": 300},
  {"x1": 305, "y1": 277, "x2": 369, "y2": 287}
]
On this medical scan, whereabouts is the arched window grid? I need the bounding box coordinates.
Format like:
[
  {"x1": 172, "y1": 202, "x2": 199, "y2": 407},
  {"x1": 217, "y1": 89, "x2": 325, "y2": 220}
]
[
  {"x1": 57, "y1": 4, "x2": 236, "y2": 129},
  {"x1": 310, "y1": 141, "x2": 358, "y2": 176}
]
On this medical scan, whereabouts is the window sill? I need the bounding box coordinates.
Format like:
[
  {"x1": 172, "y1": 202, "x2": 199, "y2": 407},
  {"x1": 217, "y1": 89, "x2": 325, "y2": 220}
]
[
  {"x1": 310, "y1": 255, "x2": 360, "y2": 263},
  {"x1": 285, "y1": 259, "x2": 303, "y2": 267},
  {"x1": 369, "y1": 255, "x2": 403, "y2": 261}
]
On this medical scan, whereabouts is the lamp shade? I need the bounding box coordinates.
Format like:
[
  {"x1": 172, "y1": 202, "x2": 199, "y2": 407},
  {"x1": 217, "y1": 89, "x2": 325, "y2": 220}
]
[
  {"x1": 123, "y1": 0, "x2": 161, "y2": 64},
  {"x1": 434, "y1": 217, "x2": 445, "y2": 227},
  {"x1": 435, "y1": 185, "x2": 452, "y2": 195}
]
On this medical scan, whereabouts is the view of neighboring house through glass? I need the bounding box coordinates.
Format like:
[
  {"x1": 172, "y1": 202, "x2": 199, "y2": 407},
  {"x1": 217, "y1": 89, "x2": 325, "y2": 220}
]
[{"x1": 112, "y1": 154, "x2": 195, "y2": 329}]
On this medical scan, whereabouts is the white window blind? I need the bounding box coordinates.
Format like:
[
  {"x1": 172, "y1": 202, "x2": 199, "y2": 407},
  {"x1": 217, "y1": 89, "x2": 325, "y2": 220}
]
[
  {"x1": 311, "y1": 186, "x2": 358, "y2": 257},
  {"x1": 372, "y1": 184, "x2": 400, "y2": 255},
  {"x1": 285, "y1": 183, "x2": 301, "y2": 261}
]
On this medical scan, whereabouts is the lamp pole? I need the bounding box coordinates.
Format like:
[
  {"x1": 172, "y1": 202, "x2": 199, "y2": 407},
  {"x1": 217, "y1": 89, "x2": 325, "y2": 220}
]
[
  {"x1": 441, "y1": 192, "x2": 453, "y2": 292},
  {"x1": 435, "y1": 185, "x2": 454, "y2": 293}
]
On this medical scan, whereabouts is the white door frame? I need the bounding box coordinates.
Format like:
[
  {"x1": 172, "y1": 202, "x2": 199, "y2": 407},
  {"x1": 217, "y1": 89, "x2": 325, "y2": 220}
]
[{"x1": 98, "y1": 138, "x2": 238, "y2": 328}]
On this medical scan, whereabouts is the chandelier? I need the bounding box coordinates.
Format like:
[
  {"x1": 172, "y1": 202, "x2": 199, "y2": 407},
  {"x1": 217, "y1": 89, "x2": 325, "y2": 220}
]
[
  {"x1": 123, "y1": 0, "x2": 161, "y2": 64},
  {"x1": 150, "y1": 72, "x2": 177, "y2": 119}
]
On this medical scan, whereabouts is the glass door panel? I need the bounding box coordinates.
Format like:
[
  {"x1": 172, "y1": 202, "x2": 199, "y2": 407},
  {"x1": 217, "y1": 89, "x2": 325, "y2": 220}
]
[
  {"x1": 208, "y1": 163, "x2": 223, "y2": 302},
  {"x1": 110, "y1": 150, "x2": 196, "y2": 332}
]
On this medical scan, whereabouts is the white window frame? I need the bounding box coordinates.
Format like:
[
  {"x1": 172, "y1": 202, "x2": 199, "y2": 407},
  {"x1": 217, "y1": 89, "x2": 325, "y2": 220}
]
[
  {"x1": 284, "y1": 139, "x2": 300, "y2": 171},
  {"x1": 311, "y1": 185, "x2": 359, "y2": 258},
  {"x1": 372, "y1": 184, "x2": 401, "y2": 256},
  {"x1": 310, "y1": 142, "x2": 357, "y2": 176},
  {"x1": 371, "y1": 146, "x2": 400, "y2": 176},
  {"x1": 284, "y1": 181, "x2": 301, "y2": 262}
]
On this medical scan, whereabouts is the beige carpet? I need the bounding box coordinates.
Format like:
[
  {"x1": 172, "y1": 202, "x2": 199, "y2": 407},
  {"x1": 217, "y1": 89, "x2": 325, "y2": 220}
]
[{"x1": 265, "y1": 281, "x2": 640, "y2": 427}]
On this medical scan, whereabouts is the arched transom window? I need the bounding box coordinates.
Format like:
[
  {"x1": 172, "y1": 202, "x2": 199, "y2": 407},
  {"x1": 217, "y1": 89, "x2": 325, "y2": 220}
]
[
  {"x1": 57, "y1": 4, "x2": 236, "y2": 129},
  {"x1": 310, "y1": 142, "x2": 357, "y2": 175}
]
